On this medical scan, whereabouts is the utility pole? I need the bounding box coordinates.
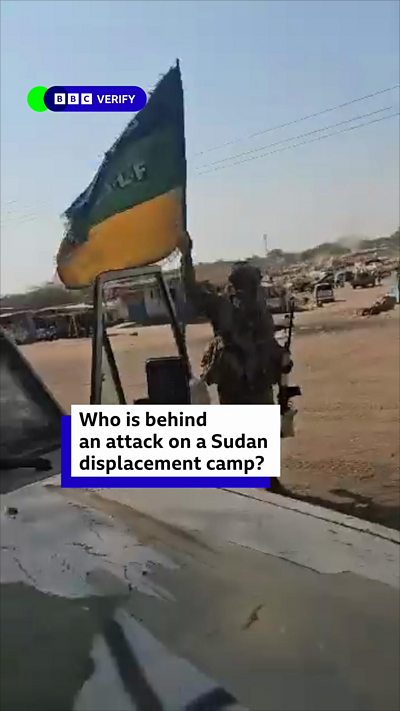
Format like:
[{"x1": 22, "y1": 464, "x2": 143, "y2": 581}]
[
  {"x1": 263, "y1": 233, "x2": 268, "y2": 258},
  {"x1": 262, "y1": 233, "x2": 269, "y2": 281}
]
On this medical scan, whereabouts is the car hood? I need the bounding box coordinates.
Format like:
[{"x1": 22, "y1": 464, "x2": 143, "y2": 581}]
[{"x1": 1, "y1": 461, "x2": 399, "y2": 711}]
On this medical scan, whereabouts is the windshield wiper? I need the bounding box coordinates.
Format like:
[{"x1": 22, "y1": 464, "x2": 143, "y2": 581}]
[{"x1": 0, "y1": 456, "x2": 52, "y2": 472}]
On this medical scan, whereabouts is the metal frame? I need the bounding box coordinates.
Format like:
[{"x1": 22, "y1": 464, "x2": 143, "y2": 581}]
[{"x1": 90, "y1": 266, "x2": 191, "y2": 405}]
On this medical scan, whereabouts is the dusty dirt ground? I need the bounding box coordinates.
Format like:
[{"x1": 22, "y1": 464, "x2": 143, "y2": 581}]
[{"x1": 22, "y1": 279, "x2": 400, "y2": 530}]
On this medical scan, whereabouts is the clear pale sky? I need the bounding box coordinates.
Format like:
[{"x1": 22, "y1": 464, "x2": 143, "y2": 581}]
[{"x1": 1, "y1": 0, "x2": 399, "y2": 293}]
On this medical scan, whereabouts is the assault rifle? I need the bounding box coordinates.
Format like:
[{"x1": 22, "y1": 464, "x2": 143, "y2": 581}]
[{"x1": 278, "y1": 297, "x2": 301, "y2": 437}]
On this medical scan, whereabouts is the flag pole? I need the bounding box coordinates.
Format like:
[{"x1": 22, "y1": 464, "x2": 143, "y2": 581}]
[
  {"x1": 176, "y1": 58, "x2": 189, "y2": 340},
  {"x1": 176, "y1": 58, "x2": 187, "y2": 233}
]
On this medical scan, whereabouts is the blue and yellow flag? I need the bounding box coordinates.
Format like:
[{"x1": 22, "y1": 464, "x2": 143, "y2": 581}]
[{"x1": 57, "y1": 62, "x2": 186, "y2": 287}]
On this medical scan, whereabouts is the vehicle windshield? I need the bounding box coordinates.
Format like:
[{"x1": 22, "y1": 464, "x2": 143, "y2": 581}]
[{"x1": 0, "y1": 330, "x2": 62, "y2": 459}]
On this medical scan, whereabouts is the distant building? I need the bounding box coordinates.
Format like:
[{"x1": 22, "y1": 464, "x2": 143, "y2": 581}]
[
  {"x1": 106, "y1": 270, "x2": 189, "y2": 324},
  {"x1": 0, "y1": 310, "x2": 37, "y2": 344},
  {"x1": 33, "y1": 304, "x2": 93, "y2": 338}
]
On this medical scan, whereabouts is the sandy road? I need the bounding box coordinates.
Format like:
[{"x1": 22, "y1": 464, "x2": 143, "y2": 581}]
[{"x1": 22, "y1": 280, "x2": 399, "y2": 529}]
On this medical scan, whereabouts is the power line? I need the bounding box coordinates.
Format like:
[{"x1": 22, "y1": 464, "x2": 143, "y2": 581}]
[
  {"x1": 195, "y1": 111, "x2": 399, "y2": 176},
  {"x1": 195, "y1": 106, "x2": 394, "y2": 169},
  {"x1": 192, "y1": 84, "x2": 400, "y2": 158}
]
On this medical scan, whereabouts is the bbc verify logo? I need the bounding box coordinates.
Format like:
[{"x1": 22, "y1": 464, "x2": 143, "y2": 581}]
[
  {"x1": 54, "y1": 92, "x2": 139, "y2": 106},
  {"x1": 55, "y1": 92, "x2": 92, "y2": 105},
  {"x1": 27, "y1": 85, "x2": 147, "y2": 112}
]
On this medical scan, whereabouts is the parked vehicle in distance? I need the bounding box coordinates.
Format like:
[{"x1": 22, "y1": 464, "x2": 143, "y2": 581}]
[
  {"x1": 352, "y1": 269, "x2": 376, "y2": 289},
  {"x1": 314, "y1": 281, "x2": 335, "y2": 306},
  {"x1": 334, "y1": 271, "x2": 346, "y2": 288},
  {"x1": 262, "y1": 282, "x2": 291, "y2": 313},
  {"x1": 35, "y1": 325, "x2": 57, "y2": 342}
]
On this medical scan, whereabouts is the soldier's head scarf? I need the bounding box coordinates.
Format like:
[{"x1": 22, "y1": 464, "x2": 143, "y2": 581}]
[{"x1": 228, "y1": 262, "x2": 262, "y2": 304}]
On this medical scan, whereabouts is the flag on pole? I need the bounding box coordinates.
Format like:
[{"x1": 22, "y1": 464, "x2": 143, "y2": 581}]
[{"x1": 57, "y1": 62, "x2": 186, "y2": 288}]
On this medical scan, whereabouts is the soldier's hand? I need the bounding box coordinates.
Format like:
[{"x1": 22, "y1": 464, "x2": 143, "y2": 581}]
[
  {"x1": 281, "y1": 351, "x2": 293, "y2": 374},
  {"x1": 178, "y1": 230, "x2": 193, "y2": 255}
]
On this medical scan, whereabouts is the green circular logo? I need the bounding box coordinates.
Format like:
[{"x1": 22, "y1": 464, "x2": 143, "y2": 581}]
[{"x1": 27, "y1": 86, "x2": 48, "y2": 112}]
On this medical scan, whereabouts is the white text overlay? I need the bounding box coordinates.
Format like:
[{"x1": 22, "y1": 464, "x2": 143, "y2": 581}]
[{"x1": 70, "y1": 405, "x2": 281, "y2": 479}]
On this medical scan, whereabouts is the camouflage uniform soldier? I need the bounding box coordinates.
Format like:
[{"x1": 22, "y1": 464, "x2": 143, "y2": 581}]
[{"x1": 180, "y1": 234, "x2": 291, "y2": 405}]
